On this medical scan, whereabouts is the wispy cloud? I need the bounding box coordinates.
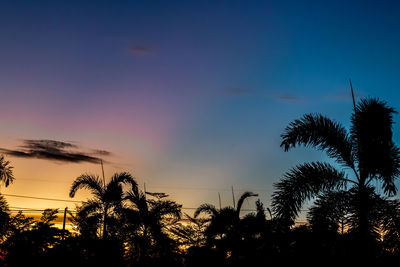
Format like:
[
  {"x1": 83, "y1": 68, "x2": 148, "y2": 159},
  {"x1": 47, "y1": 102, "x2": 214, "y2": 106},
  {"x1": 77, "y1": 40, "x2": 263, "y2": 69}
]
[
  {"x1": 273, "y1": 93, "x2": 301, "y2": 102},
  {"x1": 127, "y1": 45, "x2": 154, "y2": 56},
  {"x1": 0, "y1": 140, "x2": 111, "y2": 164}
]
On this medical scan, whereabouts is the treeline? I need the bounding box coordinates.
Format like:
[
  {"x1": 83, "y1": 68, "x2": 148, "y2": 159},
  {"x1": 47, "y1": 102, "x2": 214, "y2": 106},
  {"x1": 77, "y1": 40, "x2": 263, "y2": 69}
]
[{"x1": 0, "y1": 96, "x2": 400, "y2": 266}]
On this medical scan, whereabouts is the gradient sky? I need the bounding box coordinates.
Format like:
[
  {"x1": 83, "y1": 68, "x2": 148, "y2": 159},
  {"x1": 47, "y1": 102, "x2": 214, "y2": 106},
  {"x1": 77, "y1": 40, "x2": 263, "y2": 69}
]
[{"x1": 1, "y1": 0, "x2": 400, "y2": 218}]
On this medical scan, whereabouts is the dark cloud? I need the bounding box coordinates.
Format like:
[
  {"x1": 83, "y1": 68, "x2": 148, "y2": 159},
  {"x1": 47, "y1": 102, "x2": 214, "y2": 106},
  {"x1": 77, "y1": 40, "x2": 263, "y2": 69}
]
[
  {"x1": 225, "y1": 88, "x2": 254, "y2": 96},
  {"x1": 128, "y1": 46, "x2": 154, "y2": 55},
  {"x1": 274, "y1": 94, "x2": 301, "y2": 102},
  {"x1": 0, "y1": 140, "x2": 111, "y2": 164},
  {"x1": 92, "y1": 149, "x2": 112, "y2": 156}
]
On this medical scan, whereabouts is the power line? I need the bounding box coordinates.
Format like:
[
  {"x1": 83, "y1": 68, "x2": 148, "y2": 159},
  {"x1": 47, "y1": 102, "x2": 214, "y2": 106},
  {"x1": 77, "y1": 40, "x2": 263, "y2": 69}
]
[
  {"x1": 12, "y1": 178, "x2": 272, "y2": 192},
  {"x1": 9, "y1": 206, "x2": 77, "y2": 212},
  {"x1": 2, "y1": 193, "x2": 309, "y2": 213},
  {"x1": 145, "y1": 185, "x2": 271, "y2": 192},
  {"x1": 17, "y1": 178, "x2": 71, "y2": 183},
  {"x1": 3, "y1": 193, "x2": 81, "y2": 203}
]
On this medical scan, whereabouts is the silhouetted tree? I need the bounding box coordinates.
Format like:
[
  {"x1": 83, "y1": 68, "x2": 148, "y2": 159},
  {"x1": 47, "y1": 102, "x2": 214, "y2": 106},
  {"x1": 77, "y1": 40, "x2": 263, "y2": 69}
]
[
  {"x1": 194, "y1": 191, "x2": 258, "y2": 261},
  {"x1": 307, "y1": 190, "x2": 352, "y2": 234},
  {"x1": 2, "y1": 209, "x2": 67, "y2": 266},
  {"x1": 0, "y1": 194, "x2": 10, "y2": 241},
  {"x1": 378, "y1": 199, "x2": 400, "y2": 253},
  {"x1": 122, "y1": 187, "x2": 182, "y2": 264},
  {"x1": 68, "y1": 204, "x2": 101, "y2": 239},
  {"x1": 169, "y1": 213, "x2": 207, "y2": 249},
  {"x1": 69, "y1": 172, "x2": 137, "y2": 239},
  {"x1": 0, "y1": 155, "x2": 14, "y2": 187},
  {"x1": 272, "y1": 98, "x2": 400, "y2": 252}
]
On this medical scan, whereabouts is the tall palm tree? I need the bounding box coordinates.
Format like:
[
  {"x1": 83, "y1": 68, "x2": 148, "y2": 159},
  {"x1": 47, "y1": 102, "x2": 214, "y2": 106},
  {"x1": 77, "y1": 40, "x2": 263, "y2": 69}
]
[
  {"x1": 69, "y1": 172, "x2": 137, "y2": 239},
  {"x1": 122, "y1": 187, "x2": 182, "y2": 262},
  {"x1": 0, "y1": 155, "x2": 14, "y2": 187},
  {"x1": 272, "y1": 98, "x2": 400, "y2": 239},
  {"x1": 194, "y1": 191, "x2": 258, "y2": 257},
  {"x1": 195, "y1": 191, "x2": 258, "y2": 220}
]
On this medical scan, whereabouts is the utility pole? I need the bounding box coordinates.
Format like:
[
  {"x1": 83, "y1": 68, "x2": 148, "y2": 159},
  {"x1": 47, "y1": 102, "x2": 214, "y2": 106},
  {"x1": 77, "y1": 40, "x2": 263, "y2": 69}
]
[
  {"x1": 101, "y1": 160, "x2": 106, "y2": 188},
  {"x1": 231, "y1": 186, "x2": 236, "y2": 209},
  {"x1": 218, "y1": 192, "x2": 222, "y2": 210},
  {"x1": 100, "y1": 160, "x2": 107, "y2": 239},
  {"x1": 62, "y1": 207, "x2": 67, "y2": 240},
  {"x1": 349, "y1": 78, "x2": 356, "y2": 110}
]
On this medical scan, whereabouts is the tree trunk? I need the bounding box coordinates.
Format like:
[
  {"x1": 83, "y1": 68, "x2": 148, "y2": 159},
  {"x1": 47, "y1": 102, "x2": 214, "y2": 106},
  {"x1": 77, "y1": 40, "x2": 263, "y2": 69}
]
[
  {"x1": 356, "y1": 184, "x2": 374, "y2": 257},
  {"x1": 358, "y1": 186, "x2": 368, "y2": 236},
  {"x1": 103, "y1": 207, "x2": 107, "y2": 239}
]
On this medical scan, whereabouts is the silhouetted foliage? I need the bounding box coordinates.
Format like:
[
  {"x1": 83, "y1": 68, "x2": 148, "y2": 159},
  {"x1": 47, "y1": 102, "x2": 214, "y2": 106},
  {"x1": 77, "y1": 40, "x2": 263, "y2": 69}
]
[
  {"x1": 169, "y1": 213, "x2": 207, "y2": 250},
  {"x1": 69, "y1": 172, "x2": 137, "y2": 239},
  {"x1": 1, "y1": 209, "x2": 68, "y2": 266},
  {"x1": 0, "y1": 194, "x2": 10, "y2": 241},
  {"x1": 272, "y1": 97, "x2": 400, "y2": 261},
  {"x1": 194, "y1": 191, "x2": 262, "y2": 263},
  {"x1": 0, "y1": 155, "x2": 14, "y2": 187},
  {"x1": 122, "y1": 187, "x2": 182, "y2": 265}
]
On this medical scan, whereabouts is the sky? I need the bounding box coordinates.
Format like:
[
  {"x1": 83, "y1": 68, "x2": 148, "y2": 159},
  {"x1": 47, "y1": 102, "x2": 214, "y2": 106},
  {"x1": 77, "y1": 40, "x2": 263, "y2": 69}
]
[{"x1": 1, "y1": 0, "x2": 400, "y2": 220}]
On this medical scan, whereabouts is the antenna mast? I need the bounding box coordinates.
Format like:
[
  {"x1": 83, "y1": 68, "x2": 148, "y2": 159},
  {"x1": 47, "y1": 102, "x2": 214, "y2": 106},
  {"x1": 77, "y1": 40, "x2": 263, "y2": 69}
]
[
  {"x1": 231, "y1": 186, "x2": 236, "y2": 209},
  {"x1": 349, "y1": 78, "x2": 356, "y2": 110},
  {"x1": 101, "y1": 160, "x2": 106, "y2": 188}
]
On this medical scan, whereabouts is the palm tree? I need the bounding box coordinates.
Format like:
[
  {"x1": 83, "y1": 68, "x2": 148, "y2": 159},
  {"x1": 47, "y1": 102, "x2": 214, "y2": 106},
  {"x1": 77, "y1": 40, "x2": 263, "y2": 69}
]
[
  {"x1": 272, "y1": 97, "x2": 400, "y2": 240},
  {"x1": 0, "y1": 155, "x2": 14, "y2": 240},
  {"x1": 69, "y1": 172, "x2": 137, "y2": 239},
  {"x1": 122, "y1": 187, "x2": 182, "y2": 262},
  {"x1": 0, "y1": 155, "x2": 14, "y2": 187},
  {"x1": 169, "y1": 213, "x2": 208, "y2": 249},
  {"x1": 194, "y1": 191, "x2": 258, "y2": 258}
]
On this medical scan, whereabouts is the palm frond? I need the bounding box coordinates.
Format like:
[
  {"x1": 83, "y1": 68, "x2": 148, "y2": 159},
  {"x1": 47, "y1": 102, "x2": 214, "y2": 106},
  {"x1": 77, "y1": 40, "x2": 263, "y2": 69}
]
[
  {"x1": 109, "y1": 172, "x2": 138, "y2": 191},
  {"x1": 194, "y1": 204, "x2": 218, "y2": 218},
  {"x1": 146, "y1": 192, "x2": 168, "y2": 199},
  {"x1": 150, "y1": 199, "x2": 182, "y2": 220},
  {"x1": 125, "y1": 189, "x2": 148, "y2": 212},
  {"x1": 373, "y1": 142, "x2": 400, "y2": 196},
  {"x1": 69, "y1": 174, "x2": 103, "y2": 198},
  {"x1": 236, "y1": 191, "x2": 258, "y2": 215},
  {"x1": 272, "y1": 162, "x2": 347, "y2": 222},
  {"x1": 0, "y1": 194, "x2": 9, "y2": 213},
  {"x1": 281, "y1": 114, "x2": 355, "y2": 169},
  {"x1": 351, "y1": 98, "x2": 399, "y2": 186},
  {"x1": 0, "y1": 155, "x2": 14, "y2": 187},
  {"x1": 79, "y1": 199, "x2": 103, "y2": 218}
]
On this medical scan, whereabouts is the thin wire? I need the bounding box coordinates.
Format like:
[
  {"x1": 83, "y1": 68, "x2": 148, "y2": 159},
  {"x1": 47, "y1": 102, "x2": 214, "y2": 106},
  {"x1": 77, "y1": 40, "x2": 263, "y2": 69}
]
[
  {"x1": 9, "y1": 206, "x2": 77, "y2": 212},
  {"x1": 2, "y1": 193, "x2": 309, "y2": 213},
  {"x1": 12, "y1": 178, "x2": 271, "y2": 192},
  {"x1": 3, "y1": 193, "x2": 81, "y2": 203}
]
